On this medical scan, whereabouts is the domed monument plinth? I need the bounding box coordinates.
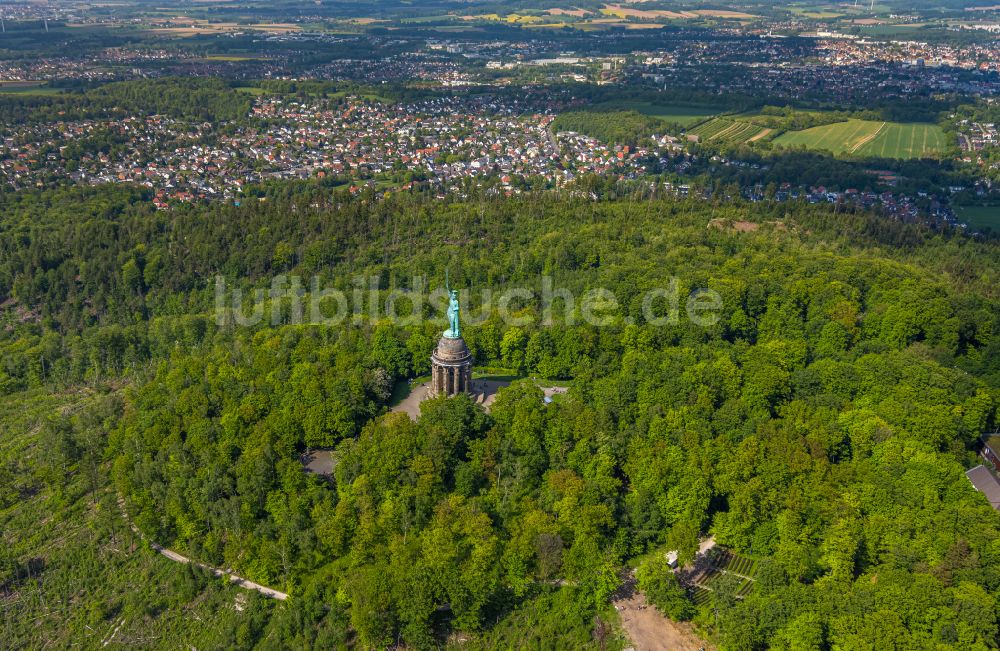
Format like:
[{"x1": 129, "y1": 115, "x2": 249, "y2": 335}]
[
  {"x1": 429, "y1": 274, "x2": 473, "y2": 398},
  {"x1": 430, "y1": 334, "x2": 472, "y2": 397}
]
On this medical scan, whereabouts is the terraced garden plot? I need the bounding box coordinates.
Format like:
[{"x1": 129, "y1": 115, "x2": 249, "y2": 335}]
[
  {"x1": 709, "y1": 548, "x2": 758, "y2": 577},
  {"x1": 691, "y1": 585, "x2": 713, "y2": 605},
  {"x1": 700, "y1": 570, "x2": 755, "y2": 596},
  {"x1": 683, "y1": 547, "x2": 758, "y2": 601},
  {"x1": 773, "y1": 119, "x2": 946, "y2": 159},
  {"x1": 688, "y1": 118, "x2": 734, "y2": 139}
]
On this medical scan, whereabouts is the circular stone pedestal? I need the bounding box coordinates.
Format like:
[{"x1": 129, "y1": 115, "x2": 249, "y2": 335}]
[{"x1": 429, "y1": 335, "x2": 472, "y2": 397}]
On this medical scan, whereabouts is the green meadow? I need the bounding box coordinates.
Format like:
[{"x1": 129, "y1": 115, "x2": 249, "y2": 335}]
[
  {"x1": 0, "y1": 80, "x2": 60, "y2": 95},
  {"x1": 773, "y1": 119, "x2": 947, "y2": 159},
  {"x1": 955, "y1": 205, "x2": 1000, "y2": 232},
  {"x1": 593, "y1": 100, "x2": 723, "y2": 126}
]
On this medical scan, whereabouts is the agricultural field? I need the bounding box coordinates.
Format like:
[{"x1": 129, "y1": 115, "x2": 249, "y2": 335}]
[
  {"x1": 600, "y1": 5, "x2": 700, "y2": 20},
  {"x1": 687, "y1": 117, "x2": 767, "y2": 144},
  {"x1": 146, "y1": 20, "x2": 301, "y2": 36},
  {"x1": 593, "y1": 101, "x2": 723, "y2": 126},
  {"x1": 0, "y1": 80, "x2": 59, "y2": 95},
  {"x1": 955, "y1": 205, "x2": 1000, "y2": 232},
  {"x1": 773, "y1": 119, "x2": 947, "y2": 159},
  {"x1": 599, "y1": 5, "x2": 756, "y2": 20},
  {"x1": 463, "y1": 12, "x2": 545, "y2": 24}
]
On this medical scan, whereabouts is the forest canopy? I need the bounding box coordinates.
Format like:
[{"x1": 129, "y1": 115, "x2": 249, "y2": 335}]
[{"x1": 2, "y1": 185, "x2": 999, "y2": 649}]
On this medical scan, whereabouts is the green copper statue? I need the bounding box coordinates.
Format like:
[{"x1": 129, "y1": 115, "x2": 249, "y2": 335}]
[{"x1": 445, "y1": 270, "x2": 461, "y2": 339}]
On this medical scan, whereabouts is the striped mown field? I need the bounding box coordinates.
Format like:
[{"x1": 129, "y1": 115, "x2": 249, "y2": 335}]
[{"x1": 773, "y1": 119, "x2": 947, "y2": 159}]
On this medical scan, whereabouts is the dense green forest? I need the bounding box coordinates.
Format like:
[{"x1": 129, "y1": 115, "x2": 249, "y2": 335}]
[
  {"x1": 552, "y1": 110, "x2": 674, "y2": 147},
  {"x1": 0, "y1": 78, "x2": 252, "y2": 125},
  {"x1": 2, "y1": 183, "x2": 1000, "y2": 649}
]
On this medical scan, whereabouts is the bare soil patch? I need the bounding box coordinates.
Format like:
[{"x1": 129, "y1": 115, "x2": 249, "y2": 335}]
[
  {"x1": 709, "y1": 218, "x2": 759, "y2": 232},
  {"x1": 546, "y1": 7, "x2": 590, "y2": 17},
  {"x1": 602, "y1": 4, "x2": 696, "y2": 19},
  {"x1": 149, "y1": 20, "x2": 300, "y2": 35},
  {"x1": 613, "y1": 575, "x2": 715, "y2": 651},
  {"x1": 300, "y1": 449, "x2": 337, "y2": 478},
  {"x1": 695, "y1": 10, "x2": 756, "y2": 18}
]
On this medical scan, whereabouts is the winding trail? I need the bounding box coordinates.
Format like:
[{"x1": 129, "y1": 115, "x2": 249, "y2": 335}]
[{"x1": 117, "y1": 494, "x2": 289, "y2": 601}]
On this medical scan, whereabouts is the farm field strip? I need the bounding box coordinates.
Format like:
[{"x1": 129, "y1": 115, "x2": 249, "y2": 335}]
[
  {"x1": 849, "y1": 121, "x2": 887, "y2": 153},
  {"x1": 773, "y1": 119, "x2": 946, "y2": 159}
]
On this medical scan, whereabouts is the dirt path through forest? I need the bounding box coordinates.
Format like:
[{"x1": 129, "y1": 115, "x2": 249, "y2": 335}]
[
  {"x1": 613, "y1": 574, "x2": 713, "y2": 651},
  {"x1": 117, "y1": 494, "x2": 289, "y2": 600}
]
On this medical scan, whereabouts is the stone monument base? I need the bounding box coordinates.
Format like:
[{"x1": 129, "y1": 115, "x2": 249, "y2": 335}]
[{"x1": 429, "y1": 335, "x2": 472, "y2": 397}]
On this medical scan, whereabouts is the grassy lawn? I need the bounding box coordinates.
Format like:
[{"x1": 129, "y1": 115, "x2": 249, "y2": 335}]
[
  {"x1": 774, "y1": 119, "x2": 879, "y2": 154},
  {"x1": 773, "y1": 119, "x2": 946, "y2": 159},
  {"x1": 856, "y1": 121, "x2": 947, "y2": 158},
  {"x1": 373, "y1": 178, "x2": 401, "y2": 191},
  {"x1": 592, "y1": 101, "x2": 723, "y2": 126},
  {"x1": 389, "y1": 379, "x2": 415, "y2": 406},
  {"x1": 0, "y1": 80, "x2": 60, "y2": 95},
  {"x1": 955, "y1": 205, "x2": 1000, "y2": 232},
  {"x1": 0, "y1": 80, "x2": 46, "y2": 88},
  {"x1": 796, "y1": 11, "x2": 844, "y2": 18},
  {"x1": 855, "y1": 24, "x2": 924, "y2": 37}
]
